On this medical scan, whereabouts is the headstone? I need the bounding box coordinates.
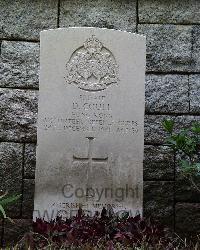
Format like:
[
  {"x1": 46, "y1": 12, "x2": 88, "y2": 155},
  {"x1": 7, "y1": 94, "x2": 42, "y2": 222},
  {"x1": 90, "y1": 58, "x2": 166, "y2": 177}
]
[{"x1": 34, "y1": 27, "x2": 146, "y2": 221}]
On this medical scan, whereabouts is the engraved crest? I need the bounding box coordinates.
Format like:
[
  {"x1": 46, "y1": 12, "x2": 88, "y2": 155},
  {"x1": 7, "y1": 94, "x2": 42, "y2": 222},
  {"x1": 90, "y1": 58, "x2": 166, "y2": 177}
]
[{"x1": 65, "y1": 35, "x2": 119, "y2": 91}]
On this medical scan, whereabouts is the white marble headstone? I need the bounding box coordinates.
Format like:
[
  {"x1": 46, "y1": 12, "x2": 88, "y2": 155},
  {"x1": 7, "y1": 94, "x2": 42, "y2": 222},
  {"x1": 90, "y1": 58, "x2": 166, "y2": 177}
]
[{"x1": 34, "y1": 27, "x2": 146, "y2": 221}]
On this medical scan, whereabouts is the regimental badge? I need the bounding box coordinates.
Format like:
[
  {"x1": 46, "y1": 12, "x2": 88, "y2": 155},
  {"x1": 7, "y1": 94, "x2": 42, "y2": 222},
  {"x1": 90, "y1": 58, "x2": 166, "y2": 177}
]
[{"x1": 65, "y1": 35, "x2": 119, "y2": 91}]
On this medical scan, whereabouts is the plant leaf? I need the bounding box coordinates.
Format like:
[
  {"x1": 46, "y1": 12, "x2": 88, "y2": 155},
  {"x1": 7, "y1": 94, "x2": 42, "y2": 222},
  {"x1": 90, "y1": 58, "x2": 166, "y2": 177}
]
[
  {"x1": 162, "y1": 119, "x2": 174, "y2": 134},
  {"x1": 0, "y1": 190, "x2": 8, "y2": 199},
  {"x1": 0, "y1": 194, "x2": 21, "y2": 207},
  {"x1": 0, "y1": 204, "x2": 7, "y2": 218},
  {"x1": 192, "y1": 122, "x2": 200, "y2": 134}
]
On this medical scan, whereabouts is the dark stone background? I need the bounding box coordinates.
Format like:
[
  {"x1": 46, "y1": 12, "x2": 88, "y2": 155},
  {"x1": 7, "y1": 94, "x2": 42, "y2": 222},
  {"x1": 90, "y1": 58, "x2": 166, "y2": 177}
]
[{"x1": 0, "y1": 0, "x2": 200, "y2": 244}]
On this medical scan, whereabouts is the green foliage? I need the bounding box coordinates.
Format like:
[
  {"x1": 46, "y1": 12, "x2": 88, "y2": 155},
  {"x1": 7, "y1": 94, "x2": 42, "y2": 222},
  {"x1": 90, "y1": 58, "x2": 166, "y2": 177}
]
[
  {"x1": 0, "y1": 191, "x2": 21, "y2": 219},
  {"x1": 162, "y1": 119, "x2": 174, "y2": 134},
  {"x1": 163, "y1": 119, "x2": 200, "y2": 191}
]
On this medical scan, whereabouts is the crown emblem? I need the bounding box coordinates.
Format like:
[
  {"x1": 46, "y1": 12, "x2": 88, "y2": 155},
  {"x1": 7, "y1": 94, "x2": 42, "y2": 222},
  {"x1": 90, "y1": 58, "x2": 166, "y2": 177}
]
[
  {"x1": 83, "y1": 35, "x2": 103, "y2": 54},
  {"x1": 65, "y1": 35, "x2": 119, "y2": 91}
]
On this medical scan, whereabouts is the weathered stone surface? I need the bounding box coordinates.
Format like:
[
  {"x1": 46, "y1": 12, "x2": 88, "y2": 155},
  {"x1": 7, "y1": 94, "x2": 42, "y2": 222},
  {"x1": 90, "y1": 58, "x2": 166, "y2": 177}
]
[
  {"x1": 22, "y1": 179, "x2": 35, "y2": 219},
  {"x1": 192, "y1": 26, "x2": 200, "y2": 72},
  {"x1": 138, "y1": 24, "x2": 193, "y2": 72},
  {"x1": 144, "y1": 181, "x2": 174, "y2": 228},
  {"x1": 145, "y1": 74, "x2": 189, "y2": 113},
  {"x1": 175, "y1": 176, "x2": 200, "y2": 203},
  {"x1": 0, "y1": 0, "x2": 57, "y2": 40},
  {"x1": 189, "y1": 75, "x2": 200, "y2": 113},
  {"x1": 0, "y1": 88, "x2": 38, "y2": 142},
  {"x1": 144, "y1": 145, "x2": 174, "y2": 180},
  {"x1": 144, "y1": 115, "x2": 172, "y2": 144},
  {"x1": 24, "y1": 144, "x2": 36, "y2": 178},
  {"x1": 60, "y1": 0, "x2": 136, "y2": 32},
  {"x1": 3, "y1": 219, "x2": 32, "y2": 246},
  {"x1": 145, "y1": 115, "x2": 200, "y2": 144},
  {"x1": 175, "y1": 203, "x2": 200, "y2": 235},
  {"x1": 0, "y1": 142, "x2": 23, "y2": 217},
  {"x1": 139, "y1": 0, "x2": 200, "y2": 24},
  {"x1": 0, "y1": 41, "x2": 39, "y2": 89}
]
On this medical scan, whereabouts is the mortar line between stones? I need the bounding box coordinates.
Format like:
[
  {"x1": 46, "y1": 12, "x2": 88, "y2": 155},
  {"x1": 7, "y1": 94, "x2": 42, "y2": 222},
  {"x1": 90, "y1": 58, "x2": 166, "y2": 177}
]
[
  {"x1": 144, "y1": 180, "x2": 174, "y2": 183},
  {"x1": 136, "y1": 0, "x2": 139, "y2": 33},
  {"x1": 139, "y1": 21, "x2": 200, "y2": 26},
  {"x1": 144, "y1": 179, "x2": 175, "y2": 182},
  {"x1": 145, "y1": 142, "x2": 167, "y2": 146},
  {"x1": 1, "y1": 38, "x2": 39, "y2": 43},
  {"x1": 146, "y1": 71, "x2": 200, "y2": 75},
  {"x1": 0, "y1": 86, "x2": 39, "y2": 91},
  {"x1": 145, "y1": 111, "x2": 200, "y2": 116},
  {"x1": 20, "y1": 143, "x2": 26, "y2": 217},
  {"x1": 188, "y1": 75, "x2": 191, "y2": 112},
  {"x1": 57, "y1": 0, "x2": 61, "y2": 28}
]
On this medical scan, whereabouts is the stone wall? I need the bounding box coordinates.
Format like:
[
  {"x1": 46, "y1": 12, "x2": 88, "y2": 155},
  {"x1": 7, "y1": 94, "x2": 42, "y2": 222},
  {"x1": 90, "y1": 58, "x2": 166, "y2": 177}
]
[{"x1": 0, "y1": 0, "x2": 200, "y2": 244}]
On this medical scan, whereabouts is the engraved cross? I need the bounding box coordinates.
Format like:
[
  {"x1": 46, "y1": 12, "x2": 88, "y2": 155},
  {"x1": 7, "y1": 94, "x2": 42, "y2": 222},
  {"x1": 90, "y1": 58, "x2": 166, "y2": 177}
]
[
  {"x1": 73, "y1": 137, "x2": 108, "y2": 200},
  {"x1": 73, "y1": 137, "x2": 108, "y2": 174}
]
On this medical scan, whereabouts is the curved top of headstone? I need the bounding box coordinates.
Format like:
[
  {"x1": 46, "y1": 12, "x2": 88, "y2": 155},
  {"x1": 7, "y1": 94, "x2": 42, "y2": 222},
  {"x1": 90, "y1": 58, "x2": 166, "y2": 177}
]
[
  {"x1": 40, "y1": 26, "x2": 146, "y2": 38},
  {"x1": 40, "y1": 27, "x2": 145, "y2": 92}
]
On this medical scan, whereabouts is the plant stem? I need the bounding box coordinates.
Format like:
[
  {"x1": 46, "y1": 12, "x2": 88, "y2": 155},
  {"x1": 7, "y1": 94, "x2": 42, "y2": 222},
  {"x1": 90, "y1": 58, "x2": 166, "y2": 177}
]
[{"x1": 189, "y1": 176, "x2": 200, "y2": 193}]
